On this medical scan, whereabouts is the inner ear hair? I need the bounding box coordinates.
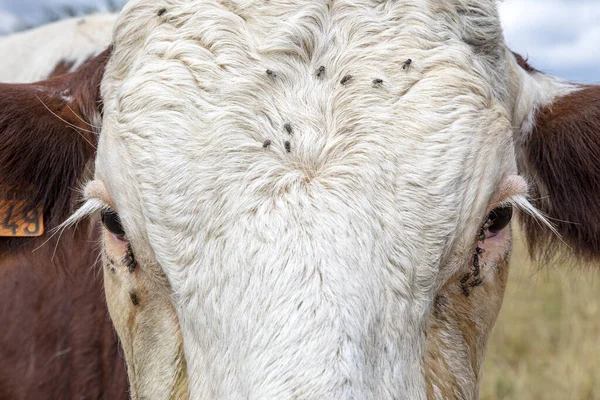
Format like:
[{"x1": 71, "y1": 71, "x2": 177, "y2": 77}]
[{"x1": 518, "y1": 84, "x2": 600, "y2": 263}]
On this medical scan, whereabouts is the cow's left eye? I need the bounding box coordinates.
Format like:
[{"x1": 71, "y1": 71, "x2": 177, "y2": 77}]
[
  {"x1": 101, "y1": 209, "x2": 126, "y2": 238},
  {"x1": 486, "y1": 205, "x2": 513, "y2": 235}
]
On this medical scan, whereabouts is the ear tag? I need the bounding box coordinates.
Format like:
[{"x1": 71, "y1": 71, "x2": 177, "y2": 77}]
[{"x1": 0, "y1": 187, "x2": 44, "y2": 237}]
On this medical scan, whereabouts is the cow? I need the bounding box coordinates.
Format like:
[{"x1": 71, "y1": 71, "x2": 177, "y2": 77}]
[
  {"x1": 0, "y1": 14, "x2": 128, "y2": 400},
  {"x1": 2, "y1": 1, "x2": 599, "y2": 399}
]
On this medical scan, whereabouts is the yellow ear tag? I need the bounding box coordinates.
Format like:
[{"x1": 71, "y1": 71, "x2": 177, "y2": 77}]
[{"x1": 0, "y1": 189, "x2": 44, "y2": 237}]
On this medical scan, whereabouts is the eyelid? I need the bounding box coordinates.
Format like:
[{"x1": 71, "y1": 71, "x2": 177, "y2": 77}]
[
  {"x1": 83, "y1": 180, "x2": 114, "y2": 209},
  {"x1": 486, "y1": 175, "x2": 528, "y2": 214}
]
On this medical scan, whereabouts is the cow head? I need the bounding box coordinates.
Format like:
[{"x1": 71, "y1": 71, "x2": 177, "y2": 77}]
[{"x1": 2, "y1": 1, "x2": 599, "y2": 399}]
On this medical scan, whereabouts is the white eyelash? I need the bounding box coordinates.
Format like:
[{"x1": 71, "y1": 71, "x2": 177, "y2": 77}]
[
  {"x1": 58, "y1": 198, "x2": 107, "y2": 231},
  {"x1": 508, "y1": 194, "x2": 563, "y2": 241}
]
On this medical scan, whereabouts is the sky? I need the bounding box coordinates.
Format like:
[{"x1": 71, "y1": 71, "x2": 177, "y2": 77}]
[{"x1": 0, "y1": 0, "x2": 598, "y2": 83}]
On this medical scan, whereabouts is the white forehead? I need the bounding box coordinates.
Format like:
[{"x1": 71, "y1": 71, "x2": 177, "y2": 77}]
[{"x1": 98, "y1": 0, "x2": 515, "y2": 267}]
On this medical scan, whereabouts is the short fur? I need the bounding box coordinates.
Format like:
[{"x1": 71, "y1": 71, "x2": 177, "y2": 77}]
[
  {"x1": 102, "y1": 229, "x2": 190, "y2": 400},
  {"x1": 0, "y1": 222, "x2": 129, "y2": 400},
  {"x1": 48, "y1": 60, "x2": 77, "y2": 78}
]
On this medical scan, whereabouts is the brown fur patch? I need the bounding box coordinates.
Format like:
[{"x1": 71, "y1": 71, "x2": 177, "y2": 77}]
[
  {"x1": 0, "y1": 47, "x2": 111, "y2": 228},
  {"x1": 47, "y1": 60, "x2": 77, "y2": 78},
  {"x1": 518, "y1": 85, "x2": 600, "y2": 262},
  {"x1": 0, "y1": 47, "x2": 127, "y2": 398},
  {"x1": 0, "y1": 222, "x2": 128, "y2": 399},
  {"x1": 512, "y1": 52, "x2": 537, "y2": 73}
]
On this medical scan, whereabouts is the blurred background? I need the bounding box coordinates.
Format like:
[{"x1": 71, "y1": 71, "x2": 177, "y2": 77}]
[
  {"x1": 0, "y1": 1, "x2": 598, "y2": 399},
  {"x1": 0, "y1": 0, "x2": 124, "y2": 31}
]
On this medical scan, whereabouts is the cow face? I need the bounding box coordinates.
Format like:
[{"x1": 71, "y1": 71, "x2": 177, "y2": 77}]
[
  {"x1": 88, "y1": 1, "x2": 533, "y2": 398},
  {"x1": 3, "y1": 1, "x2": 598, "y2": 399}
]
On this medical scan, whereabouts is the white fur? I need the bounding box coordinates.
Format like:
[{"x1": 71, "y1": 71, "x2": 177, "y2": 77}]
[
  {"x1": 88, "y1": 1, "x2": 559, "y2": 398},
  {"x1": 0, "y1": 13, "x2": 116, "y2": 83},
  {"x1": 507, "y1": 56, "x2": 579, "y2": 140}
]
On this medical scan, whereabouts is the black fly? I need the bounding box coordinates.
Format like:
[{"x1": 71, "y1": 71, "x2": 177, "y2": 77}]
[{"x1": 340, "y1": 75, "x2": 353, "y2": 85}]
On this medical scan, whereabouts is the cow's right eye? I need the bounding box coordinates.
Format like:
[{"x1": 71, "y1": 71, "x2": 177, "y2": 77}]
[
  {"x1": 483, "y1": 205, "x2": 513, "y2": 239},
  {"x1": 487, "y1": 206, "x2": 513, "y2": 234},
  {"x1": 101, "y1": 209, "x2": 126, "y2": 238}
]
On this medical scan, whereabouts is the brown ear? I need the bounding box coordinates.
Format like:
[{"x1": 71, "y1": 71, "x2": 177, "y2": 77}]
[
  {"x1": 518, "y1": 83, "x2": 600, "y2": 262},
  {"x1": 0, "y1": 47, "x2": 111, "y2": 227}
]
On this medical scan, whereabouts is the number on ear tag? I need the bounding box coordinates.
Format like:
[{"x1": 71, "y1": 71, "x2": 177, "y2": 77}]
[{"x1": 0, "y1": 201, "x2": 44, "y2": 237}]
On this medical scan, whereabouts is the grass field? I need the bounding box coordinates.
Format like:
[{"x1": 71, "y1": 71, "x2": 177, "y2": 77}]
[{"x1": 481, "y1": 234, "x2": 600, "y2": 400}]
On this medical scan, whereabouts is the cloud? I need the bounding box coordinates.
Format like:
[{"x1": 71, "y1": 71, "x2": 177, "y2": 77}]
[
  {"x1": 499, "y1": 0, "x2": 600, "y2": 83},
  {"x1": 0, "y1": 0, "x2": 126, "y2": 27},
  {"x1": 0, "y1": 10, "x2": 20, "y2": 34}
]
